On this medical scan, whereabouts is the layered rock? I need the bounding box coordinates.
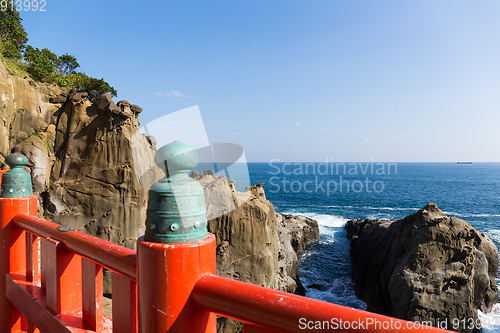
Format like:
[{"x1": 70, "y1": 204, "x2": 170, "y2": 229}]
[
  {"x1": 0, "y1": 58, "x2": 320, "y2": 331},
  {"x1": 345, "y1": 203, "x2": 498, "y2": 333},
  {"x1": 194, "y1": 172, "x2": 320, "y2": 333}
]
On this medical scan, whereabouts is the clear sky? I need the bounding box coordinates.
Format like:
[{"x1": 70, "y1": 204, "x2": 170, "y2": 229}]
[{"x1": 20, "y1": 0, "x2": 500, "y2": 162}]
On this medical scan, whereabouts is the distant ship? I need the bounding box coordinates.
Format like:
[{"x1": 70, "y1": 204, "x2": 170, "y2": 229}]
[{"x1": 457, "y1": 161, "x2": 472, "y2": 164}]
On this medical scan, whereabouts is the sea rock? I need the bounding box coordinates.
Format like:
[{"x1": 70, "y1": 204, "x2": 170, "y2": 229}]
[
  {"x1": 202, "y1": 175, "x2": 319, "y2": 333},
  {"x1": 345, "y1": 203, "x2": 499, "y2": 333},
  {"x1": 277, "y1": 213, "x2": 319, "y2": 253}
]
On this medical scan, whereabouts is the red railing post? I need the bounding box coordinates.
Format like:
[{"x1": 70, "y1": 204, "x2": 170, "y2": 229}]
[
  {"x1": 0, "y1": 154, "x2": 37, "y2": 332},
  {"x1": 137, "y1": 142, "x2": 216, "y2": 333}
]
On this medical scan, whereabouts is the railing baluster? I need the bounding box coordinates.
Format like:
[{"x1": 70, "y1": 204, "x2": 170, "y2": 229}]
[
  {"x1": 111, "y1": 272, "x2": 137, "y2": 333},
  {"x1": 43, "y1": 238, "x2": 59, "y2": 314},
  {"x1": 83, "y1": 259, "x2": 103, "y2": 331},
  {"x1": 26, "y1": 233, "x2": 40, "y2": 283},
  {"x1": 43, "y1": 237, "x2": 83, "y2": 314}
]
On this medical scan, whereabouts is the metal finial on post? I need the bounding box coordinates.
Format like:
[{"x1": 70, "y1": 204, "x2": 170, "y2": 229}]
[
  {"x1": 138, "y1": 142, "x2": 216, "y2": 332},
  {"x1": 0, "y1": 153, "x2": 33, "y2": 198},
  {"x1": 145, "y1": 141, "x2": 208, "y2": 243}
]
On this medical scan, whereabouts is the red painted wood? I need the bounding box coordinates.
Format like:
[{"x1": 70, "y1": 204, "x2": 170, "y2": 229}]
[
  {"x1": 26, "y1": 233, "x2": 40, "y2": 283},
  {"x1": 6, "y1": 273, "x2": 71, "y2": 332},
  {"x1": 58, "y1": 248, "x2": 83, "y2": 315},
  {"x1": 0, "y1": 196, "x2": 37, "y2": 331},
  {"x1": 13, "y1": 214, "x2": 136, "y2": 280},
  {"x1": 112, "y1": 272, "x2": 137, "y2": 333},
  {"x1": 82, "y1": 259, "x2": 103, "y2": 331},
  {"x1": 6, "y1": 273, "x2": 113, "y2": 332},
  {"x1": 193, "y1": 274, "x2": 456, "y2": 333},
  {"x1": 43, "y1": 237, "x2": 83, "y2": 315},
  {"x1": 43, "y1": 238, "x2": 59, "y2": 314},
  {"x1": 137, "y1": 234, "x2": 217, "y2": 333}
]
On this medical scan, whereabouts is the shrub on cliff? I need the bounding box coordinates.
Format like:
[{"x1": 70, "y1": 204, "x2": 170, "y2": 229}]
[
  {"x1": 2, "y1": 9, "x2": 116, "y2": 101},
  {"x1": 58, "y1": 54, "x2": 79, "y2": 76},
  {"x1": 63, "y1": 72, "x2": 117, "y2": 101},
  {"x1": 23, "y1": 46, "x2": 60, "y2": 82},
  {"x1": 0, "y1": 6, "x2": 28, "y2": 59},
  {"x1": 23, "y1": 47, "x2": 117, "y2": 100}
]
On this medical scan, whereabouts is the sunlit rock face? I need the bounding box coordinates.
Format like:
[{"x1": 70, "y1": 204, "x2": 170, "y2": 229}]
[
  {"x1": 1, "y1": 60, "x2": 320, "y2": 323},
  {"x1": 346, "y1": 203, "x2": 499, "y2": 333},
  {"x1": 197, "y1": 173, "x2": 319, "y2": 333}
]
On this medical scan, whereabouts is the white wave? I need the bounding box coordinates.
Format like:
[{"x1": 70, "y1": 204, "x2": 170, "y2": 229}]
[
  {"x1": 300, "y1": 212, "x2": 348, "y2": 241},
  {"x1": 325, "y1": 205, "x2": 421, "y2": 211},
  {"x1": 486, "y1": 230, "x2": 500, "y2": 243},
  {"x1": 280, "y1": 211, "x2": 348, "y2": 242},
  {"x1": 478, "y1": 303, "x2": 500, "y2": 332},
  {"x1": 361, "y1": 206, "x2": 421, "y2": 211},
  {"x1": 299, "y1": 212, "x2": 348, "y2": 229}
]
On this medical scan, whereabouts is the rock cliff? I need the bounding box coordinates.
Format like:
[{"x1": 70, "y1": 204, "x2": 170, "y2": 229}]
[
  {"x1": 193, "y1": 172, "x2": 320, "y2": 333},
  {"x1": 345, "y1": 203, "x2": 498, "y2": 333},
  {"x1": 0, "y1": 58, "x2": 320, "y2": 333}
]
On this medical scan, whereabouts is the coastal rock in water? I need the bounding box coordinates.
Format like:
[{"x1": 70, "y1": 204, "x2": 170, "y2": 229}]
[
  {"x1": 277, "y1": 213, "x2": 320, "y2": 253},
  {"x1": 345, "y1": 203, "x2": 499, "y2": 333}
]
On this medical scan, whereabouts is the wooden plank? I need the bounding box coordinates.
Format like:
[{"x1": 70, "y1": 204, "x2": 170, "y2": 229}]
[
  {"x1": 42, "y1": 237, "x2": 83, "y2": 314},
  {"x1": 26, "y1": 233, "x2": 40, "y2": 283},
  {"x1": 82, "y1": 259, "x2": 103, "y2": 331},
  {"x1": 7, "y1": 273, "x2": 113, "y2": 332},
  {"x1": 112, "y1": 273, "x2": 137, "y2": 333},
  {"x1": 43, "y1": 238, "x2": 59, "y2": 314},
  {"x1": 6, "y1": 273, "x2": 71, "y2": 333}
]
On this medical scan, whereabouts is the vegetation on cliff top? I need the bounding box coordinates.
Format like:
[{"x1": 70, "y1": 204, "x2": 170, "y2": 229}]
[{"x1": 0, "y1": 7, "x2": 116, "y2": 100}]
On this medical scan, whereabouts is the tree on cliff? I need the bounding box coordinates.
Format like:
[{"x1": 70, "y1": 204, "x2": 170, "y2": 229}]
[
  {"x1": 65, "y1": 73, "x2": 117, "y2": 101},
  {"x1": 0, "y1": 7, "x2": 28, "y2": 59},
  {"x1": 2, "y1": 9, "x2": 116, "y2": 100},
  {"x1": 23, "y1": 47, "x2": 117, "y2": 100},
  {"x1": 23, "y1": 46, "x2": 60, "y2": 81},
  {"x1": 58, "y1": 54, "x2": 79, "y2": 76}
]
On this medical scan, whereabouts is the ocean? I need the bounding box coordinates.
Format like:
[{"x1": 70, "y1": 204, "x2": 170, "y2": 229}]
[{"x1": 247, "y1": 161, "x2": 500, "y2": 332}]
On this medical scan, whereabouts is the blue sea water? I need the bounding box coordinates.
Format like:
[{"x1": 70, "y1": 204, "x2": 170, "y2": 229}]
[{"x1": 247, "y1": 162, "x2": 500, "y2": 331}]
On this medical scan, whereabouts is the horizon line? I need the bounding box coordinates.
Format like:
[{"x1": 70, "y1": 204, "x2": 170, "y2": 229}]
[{"x1": 243, "y1": 161, "x2": 500, "y2": 163}]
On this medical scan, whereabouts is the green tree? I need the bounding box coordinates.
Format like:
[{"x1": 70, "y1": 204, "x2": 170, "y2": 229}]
[
  {"x1": 23, "y1": 46, "x2": 60, "y2": 82},
  {"x1": 0, "y1": 7, "x2": 28, "y2": 59},
  {"x1": 66, "y1": 72, "x2": 117, "y2": 101},
  {"x1": 58, "y1": 53, "x2": 79, "y2": 75}
]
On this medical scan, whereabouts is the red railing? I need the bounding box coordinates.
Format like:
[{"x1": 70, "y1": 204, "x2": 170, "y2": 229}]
[{"x1": 0, "y1": 194, "x2": 455, "y2": 332}]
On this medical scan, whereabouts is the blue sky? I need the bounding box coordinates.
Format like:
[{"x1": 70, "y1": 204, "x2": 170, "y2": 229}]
[{"x1": 20, "y1": 0, "x2": 500, "y2": 162}]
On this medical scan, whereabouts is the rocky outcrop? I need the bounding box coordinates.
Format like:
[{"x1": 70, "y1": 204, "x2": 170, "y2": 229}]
[
  {"x1": 345, "y1": 203, "x2": 498, "y2": 333},
  {"x1": 0, "y1": 58, "x2": 320, "y2": 324},
  {"x1": 195, "y1": 172, "x2": 320, "y2": 333},
  {"x1": 0, "y1": 58, "x2": 160, "y2": 293}
]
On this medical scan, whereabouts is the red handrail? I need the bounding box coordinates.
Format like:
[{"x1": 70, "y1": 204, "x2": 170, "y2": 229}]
[
  {"x1": 1, "y1": 201, "x2": 457, "y2": 333},
  {"x1": 13, "y1": 213, "x2": 136, "y2": 280},
  {"x1": 192, "y1": 274, "x2": 454, "y2": 333}
]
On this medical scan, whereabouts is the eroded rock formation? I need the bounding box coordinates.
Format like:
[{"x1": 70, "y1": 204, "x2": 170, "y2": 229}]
[
  {"x1": 345, "y1": 203, "x2": 498, "y2": 333},
  {"x1": 0, "y1": 58, "x2": 320, "y2": 332},
  {"x1": 194, "y1": 172, "x2": 319, "y2": 333}
]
